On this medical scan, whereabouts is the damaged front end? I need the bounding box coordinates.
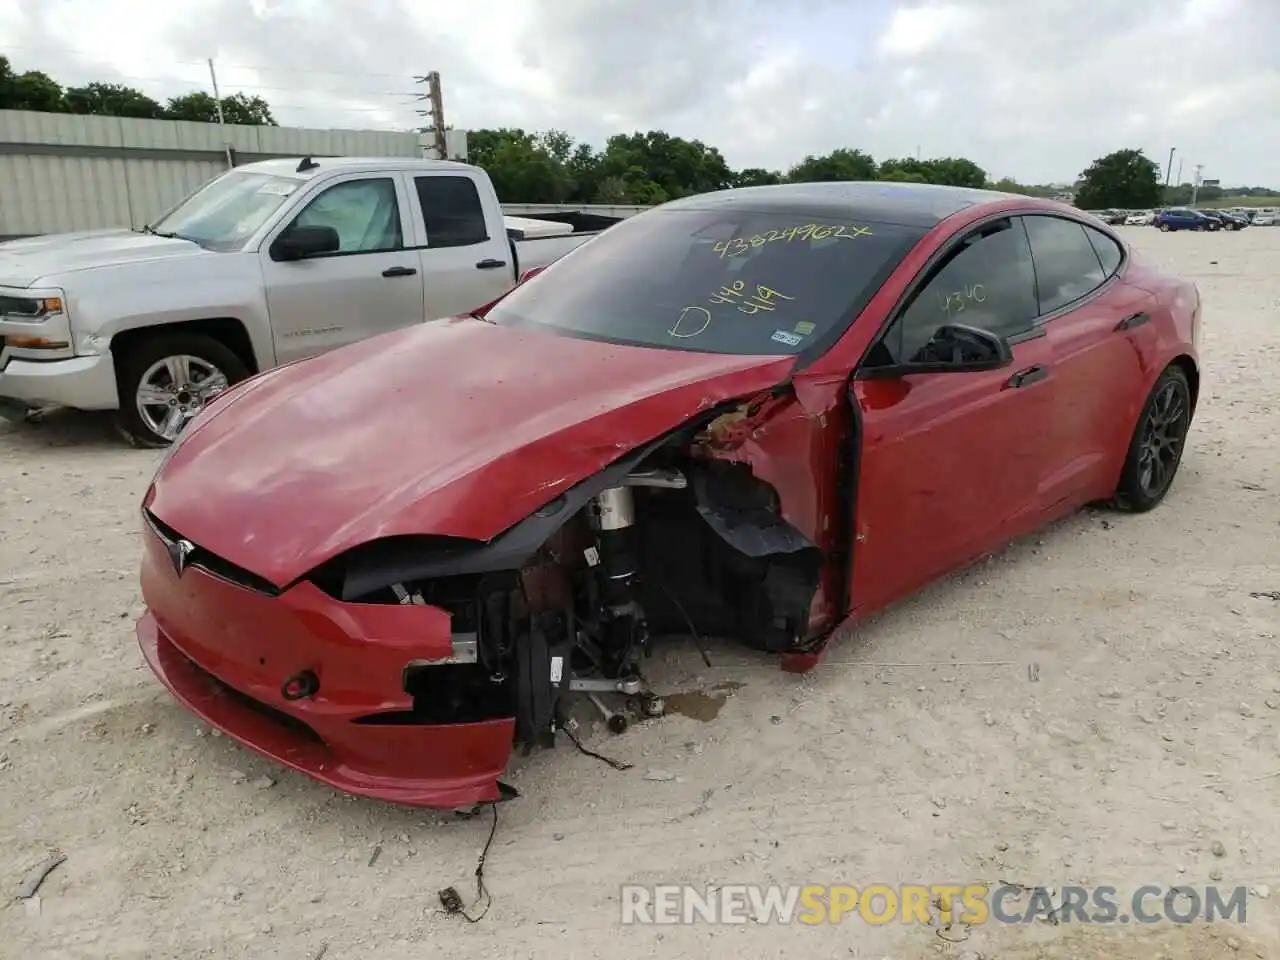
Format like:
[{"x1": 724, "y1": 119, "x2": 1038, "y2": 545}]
[
  {"x1": 298, "y1": 393, "x2": 836, "y2": 761},
  {"x1": 138, "y1": 389, "x2": 844, "y2": 809}
]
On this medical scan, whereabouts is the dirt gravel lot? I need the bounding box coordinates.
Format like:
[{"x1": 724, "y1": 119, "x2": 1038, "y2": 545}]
[{"x1": 2, "y1": 224, "x2": 1278, "y2": 959}]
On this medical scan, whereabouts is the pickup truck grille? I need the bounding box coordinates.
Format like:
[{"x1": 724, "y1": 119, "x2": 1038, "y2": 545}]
[{"x1": 144, "y1": 510, "x2": 281, "y2": 597}]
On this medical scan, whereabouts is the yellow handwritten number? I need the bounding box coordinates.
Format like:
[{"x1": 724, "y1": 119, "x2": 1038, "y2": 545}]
[{"x1": 712, "y1": 224, "x2": 874, "y2": 258}]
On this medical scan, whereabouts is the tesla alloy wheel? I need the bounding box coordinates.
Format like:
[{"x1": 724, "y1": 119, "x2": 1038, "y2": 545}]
[{"x1": 1112, "y1": 365, "x2": 1192, "y2": 512}]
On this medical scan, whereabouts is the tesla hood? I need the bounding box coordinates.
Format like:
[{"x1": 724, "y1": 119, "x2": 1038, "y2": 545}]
[{"x1": 146, "y1": 316, "x2": 795, "y2": 587}]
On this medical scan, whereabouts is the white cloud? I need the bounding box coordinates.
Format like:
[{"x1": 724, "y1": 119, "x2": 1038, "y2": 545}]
[
  {"x1": 0, "y1": 0, "x2": 1277, "y2": 185},
  {"x1": 878, "y1": 4, "x2": 972, "y2": 57}
]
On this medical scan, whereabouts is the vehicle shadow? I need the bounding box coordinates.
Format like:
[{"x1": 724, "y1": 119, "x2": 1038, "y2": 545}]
[{"x1": 0, "y1": 407, "x2": 139, "y2": 453}]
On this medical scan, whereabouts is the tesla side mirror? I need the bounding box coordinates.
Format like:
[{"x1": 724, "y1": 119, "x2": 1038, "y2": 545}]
[
  {"x1": 272, "y1": 224, "x2": 340, "y2": 261},
  {"x1": 900, "y1": 323, "x2": 1014, "y2": 373}
]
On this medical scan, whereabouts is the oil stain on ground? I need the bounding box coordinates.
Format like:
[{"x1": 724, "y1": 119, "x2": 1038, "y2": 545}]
[{"x1": 664, "y1": 681, "x2": 744, "y2": 721}]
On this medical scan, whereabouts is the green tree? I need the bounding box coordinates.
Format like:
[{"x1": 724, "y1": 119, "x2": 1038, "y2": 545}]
[
  {"x1": 593, "y1": 175, "x2": 628, "y2": 205},
  {"x1": 221, "y1": 93, "x2": 275, "y2": 125},
  {"x1": 923, "y1": 157, "x2": 987, "y2": 188},
  {"x1": 565, "y1": 142, "x2": 601, "y2": 203},
  {"x1": 164, "y1": 91, "x2": 276, "y2": 125},
  {"x1": 465, "y1": 127, "x2": 573, "y2": 203},
  {"x1": 1074, "y1": 149, "x2": 1161, "y2": 209},
  {"x1": 596, "y1": 130, "x2": 732, "y2": 202},
  {"x1": 535, "y1": 129, "x2": 573, "y2": 165},
  {"x1": 878, "y1": 167, "x2": 928, "y2": 183},
  {"x1": 878, "y1": 156, "x2": 986, "y2": 187},
  {"x1": 0, "y1": 59, "x2": 67, "y2": 112},
  {"x1": 786, "y1": 148, "x2": 877, "y2": 183},
  {"x1": 732, "y1": 167, "x2": 783, "y2": 187},
  {"x1": 65, "y1": 82, "x2": 164, "y2": 119}
]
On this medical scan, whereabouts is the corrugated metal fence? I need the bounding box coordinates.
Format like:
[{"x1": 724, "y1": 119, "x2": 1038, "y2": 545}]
[
  {"x1": 0, "y1": 110, "x2": 652, "y2": 238},
  {"x1": 0, "y1": 110, "x2": 423, "y2": 238}
]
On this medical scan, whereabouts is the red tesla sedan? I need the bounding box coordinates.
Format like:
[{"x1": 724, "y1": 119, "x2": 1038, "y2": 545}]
[{"x1": 136, "y1": 182, "x2": 1200, "y2": 809}]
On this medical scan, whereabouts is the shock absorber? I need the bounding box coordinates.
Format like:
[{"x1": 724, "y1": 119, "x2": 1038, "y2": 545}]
[
  {"x1": 588, "y1": 485, "x2": 645, "y2": 674},
  {"x1": 590, "y1": 486, "x2": 638, "y2": 610}
]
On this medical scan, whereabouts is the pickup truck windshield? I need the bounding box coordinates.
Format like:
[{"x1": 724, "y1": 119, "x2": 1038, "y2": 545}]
[
  {"x1": 150, "y1": 170, "x2": 303, "y2": 252},
  {"x1": 486, "y1": 207, "x2": 925, "y2": 356}
]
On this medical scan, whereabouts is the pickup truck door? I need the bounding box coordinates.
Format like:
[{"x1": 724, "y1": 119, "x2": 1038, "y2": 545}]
[
  {"x1": 261, "y1": 172, "x2": 425, "y2": 364},
  {"x1": 405, "y1": 171, "x2": 516, "y2": 318}
]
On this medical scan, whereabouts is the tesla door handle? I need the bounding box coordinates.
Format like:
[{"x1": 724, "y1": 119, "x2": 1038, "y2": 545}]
[
  {"x1": 1115, "y1": 311, "x2": 1150, "y2": 331},
  {"x1": 381, "y1": 266, "x2": 417, "y2": 278},
  {"x1": 1006, "y1": 365, "x2": 1049, "y2": 388},
  {"x1": 475, "y1": 258, "x2": 507, "y2": 270}
]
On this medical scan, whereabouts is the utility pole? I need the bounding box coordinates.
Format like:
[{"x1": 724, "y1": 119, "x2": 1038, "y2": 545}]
[
  {"x1": 414, "y1": 71, "x2": 448, "y2": 160},
  {"x1": 207, "y1": 58, "x2": 234, "y2": 170},
  {"x1": 1190, "y1": 164, "x2": 1204, "y2": 207},
  {"x1": 1176, "y1": 158, "x2": 1184, "y2": 185},
  {"x1": 1165, "y1": 146, "x2": 1176, "y2": 187}
]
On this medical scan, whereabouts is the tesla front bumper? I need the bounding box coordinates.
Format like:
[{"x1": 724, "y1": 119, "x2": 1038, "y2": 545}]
[{"x1": 136, "y1": 518, "x2": 516, "y2": 809}]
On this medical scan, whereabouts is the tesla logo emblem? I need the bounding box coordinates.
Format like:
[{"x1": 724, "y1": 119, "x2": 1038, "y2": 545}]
[{"x1": 167, "y1": 538, "x2": 195, "y2": 577}]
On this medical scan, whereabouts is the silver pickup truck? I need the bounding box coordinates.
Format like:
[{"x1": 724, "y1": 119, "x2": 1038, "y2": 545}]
[{"x1": 0, "y1": 156, "x2": 614, "y2": 445}]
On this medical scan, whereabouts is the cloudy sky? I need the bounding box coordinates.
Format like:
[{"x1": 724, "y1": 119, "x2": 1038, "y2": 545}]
[{"x1": 1, "y1": 0, "x2": 1277, "y2": 186}]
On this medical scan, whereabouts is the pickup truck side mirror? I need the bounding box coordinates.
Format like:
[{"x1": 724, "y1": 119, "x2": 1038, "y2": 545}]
[{"x1": 272, "y1": 224, "x2": 341, "y2": 261}]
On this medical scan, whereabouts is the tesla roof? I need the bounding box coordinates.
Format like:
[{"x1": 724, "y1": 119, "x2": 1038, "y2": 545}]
[{"x1": 664, "y1": 180, "x2": 1025, "y2": 228}]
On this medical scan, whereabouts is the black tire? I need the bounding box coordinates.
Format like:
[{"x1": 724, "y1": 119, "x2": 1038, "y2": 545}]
[
  {"x1": 1111, "y1": 365, "x2": 1192, "y2": 512},
  {"x1": 1159, "y1": 223, "x2": 1171, "y2": 232},
  {"x1": 114, "y1": 332, "x2": 250, "y2": 448}
]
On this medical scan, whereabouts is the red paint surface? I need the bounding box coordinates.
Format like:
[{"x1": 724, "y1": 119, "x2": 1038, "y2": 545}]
[
  {"x1": 138, "y1": 521, "x2": 513, "y2": 807},
  {"x1": 139, "y1": 193, "x2": 1200, "y2": 800},
  {"x1": 149, "y1": 316, "x2": 795, "y2": 587}
]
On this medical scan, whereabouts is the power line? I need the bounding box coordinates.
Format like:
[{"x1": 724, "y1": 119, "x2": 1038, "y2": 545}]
[
  {"x1": 67, "y1": 72, "x2": 421, "y2": 98},
  {"x1": 0, "y1": 42, "x2": 418, "y2": 82},
  {"x1": 0, "y1": 47, "x2": 425, "y2": 118}
]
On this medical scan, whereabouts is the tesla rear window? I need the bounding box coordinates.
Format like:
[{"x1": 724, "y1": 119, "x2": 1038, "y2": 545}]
[{"x1": 486, "y1": 207, "x2": 925, "y2": 356}]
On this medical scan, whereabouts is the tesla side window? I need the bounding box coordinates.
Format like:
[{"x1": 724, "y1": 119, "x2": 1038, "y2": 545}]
[
  {"x1": 1084, "y1": 224, "x2": 1123, "y2": 277},
  {"x1": 290, "y1": 177, "x2": 403, "y2": 254},
  {"x1": 884, "y1": 218, "x2": 1039, "y2": 364},
  {"x1": 1021, "y1": 215, "x2": 1108, "y2": 314}
]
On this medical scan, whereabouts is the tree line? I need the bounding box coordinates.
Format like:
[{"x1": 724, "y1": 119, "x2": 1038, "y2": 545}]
[
  {"x1": 2, "y1": 56, "x2": 1275, "y2": 208},
  {"x1": 1074, "y1": 148, "x2": 1278, "y2": 209},
  {"x1": 0, "y1": 55, "x2": 275, "y2": 124},
  {"x1": 463, "y1": 128, "x2": 1069, "y2": 206}
]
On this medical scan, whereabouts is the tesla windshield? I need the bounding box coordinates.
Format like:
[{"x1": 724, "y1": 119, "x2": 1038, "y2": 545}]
[{"x1": 486, "y1": 207, "x2": 925, "y2": 356}]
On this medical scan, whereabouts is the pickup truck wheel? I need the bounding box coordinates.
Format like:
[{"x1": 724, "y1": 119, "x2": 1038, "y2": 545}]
[{"x1": 115, "y1": 333, "x2": 249, "y2": 447}]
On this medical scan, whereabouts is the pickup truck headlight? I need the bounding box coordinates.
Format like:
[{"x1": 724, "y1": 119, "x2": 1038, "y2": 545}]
[
  {"x1": 1, "y1": 294, "x2": 70, "y2": 350},
  {"x1": 0, "y1": 295, "x2": 64, "y2": 319}
]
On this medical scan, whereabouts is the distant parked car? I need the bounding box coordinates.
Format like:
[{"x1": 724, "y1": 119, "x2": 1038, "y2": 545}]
[
  {"x1": 1155, "y1": 208, "x2": 1220, "y2": 232},
  {"x1": 1216, "y1": 211, "x2": 1249, "y2": 230},
  {"x1": 1125, "y1": 211, "x2": 1154, "y2": 225},
  {"x1": 1251, "y1": 212, "x2": 1276, "y2": 226},
  {"x1": 1096, "y1": 209, "x2": 1128, "y2": 225}
]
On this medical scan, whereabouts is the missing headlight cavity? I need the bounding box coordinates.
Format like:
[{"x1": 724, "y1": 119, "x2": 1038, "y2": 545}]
[{"x1": 309, "y1": 430, "x2": 823, "y2": 749}]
